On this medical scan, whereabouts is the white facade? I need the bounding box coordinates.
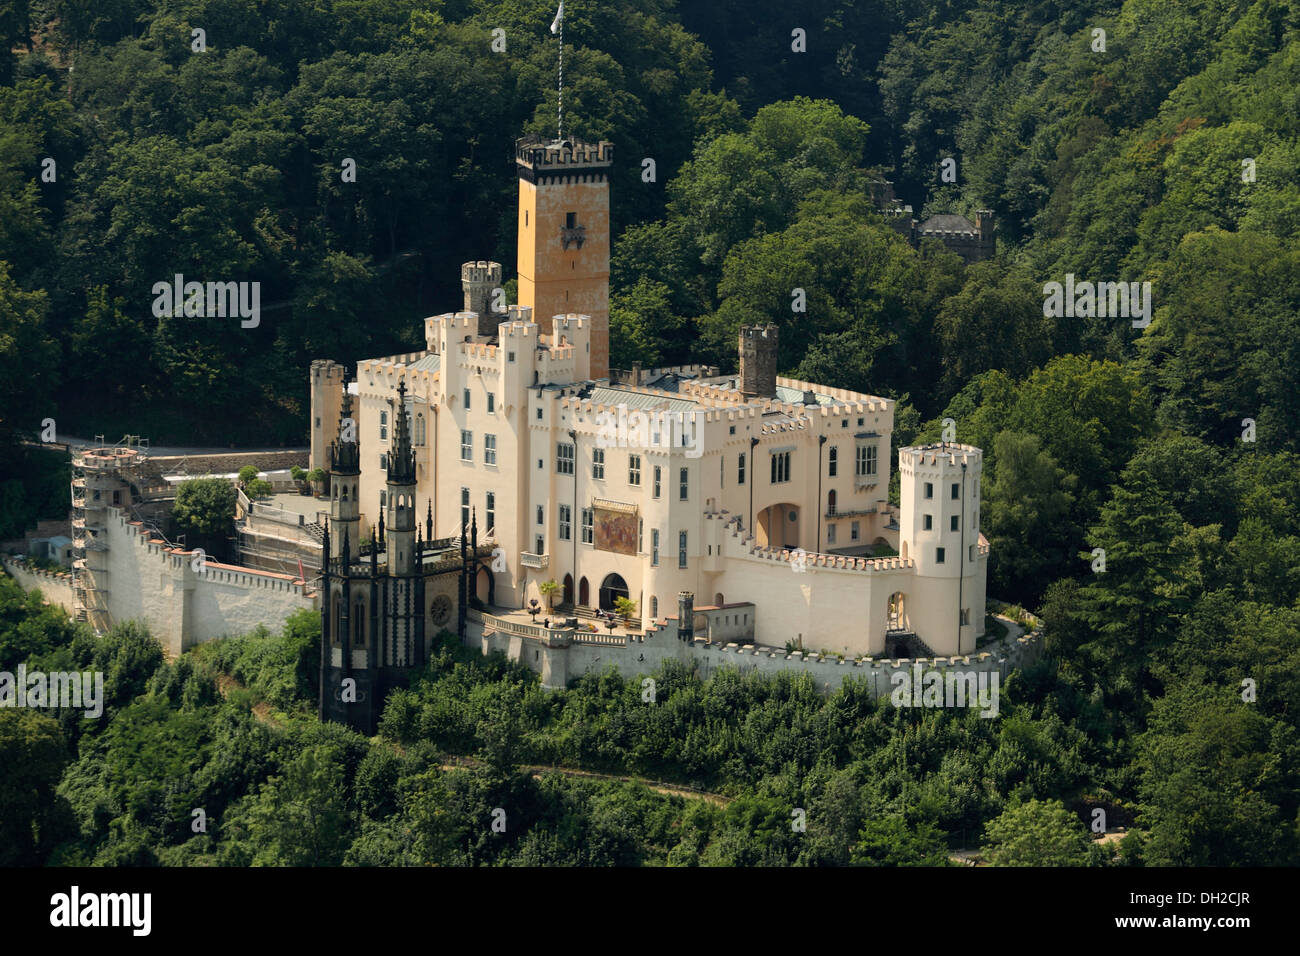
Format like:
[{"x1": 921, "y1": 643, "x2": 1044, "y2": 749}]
[{"x1": 314, "y1": 313, "x2": 989, "y2": 657}]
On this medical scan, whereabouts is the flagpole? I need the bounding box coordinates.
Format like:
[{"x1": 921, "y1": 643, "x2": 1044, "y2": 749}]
[{"x1": 557, "y1": 13, "x2": 564, "y2": 141}]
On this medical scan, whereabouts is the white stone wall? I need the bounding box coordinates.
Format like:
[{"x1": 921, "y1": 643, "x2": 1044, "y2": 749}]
[{"x1": 1, "y1": 559, "x2": 75, "y2": 612}]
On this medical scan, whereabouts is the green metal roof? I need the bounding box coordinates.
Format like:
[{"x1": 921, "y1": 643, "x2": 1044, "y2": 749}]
[
  {"x1": 407, "y1": 353, "x2": 441, "y2": 373},
  {"x1": 587, "y1": 386, "x2": 698, "y2": 414}
]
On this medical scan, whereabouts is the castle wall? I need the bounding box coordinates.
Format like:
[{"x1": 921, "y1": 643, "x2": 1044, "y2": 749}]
[
  {"x1": 104, "y1": 511, "x2": 315, "y2": 656},
  {"x1": 1, "y1": 558, "x2": 75, "y2": 611},
  {"x1": 473, "y1": 609, "x2": 1042, "y2": 698}
]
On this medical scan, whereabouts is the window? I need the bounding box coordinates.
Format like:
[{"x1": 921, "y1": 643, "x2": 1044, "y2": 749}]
[
  {"x1": 951, "y1": 515, "x2": 959, "y2": 532},
  {"x1": 315, "y1": 416, "x2": 320, "y2": 428},
  {"x1": 593, "y1": 447, "x2": 605, "y2": 479},
  {"x1": 851, "y1": 521, "x2": 860, "y2": 541},
  {"x1": 858, "y1": 417, "x2": 864, "y2": 426},
  {"x1": 463, "y1": 388, "x2": 471, "y2": 410},
  {"x1": 638, "y1": 518, "x2": 644, "y2": 553},
  {"x1": 828, "y1": 489, "x2": 837, "y2": 515},
  {"x1": 536, "y1": 407, "x2": 543, "y2": 420},
  {"x1": 582, "y1": 508, "x2": 593, "y2": 543},
  {"x1": 679, "y1": 468, "x2": 689, "y2": 501},
  {"x1": 828, "y1": 447, "x2": 838, "y2": 477},
  {"x1": 650, "y1": 596, "x2": 658, "y2": 617},
  {"x1": 936, "y1": 547, "x2": 946, "y2": 563},
  {"x1": 113, "y1": 490, "x2": 121, "y2": 505},
  {"x1": 729, "y1": 426, "x2": 736, "y2": 435},
  {"x1": 629, "y1": 454, "x2": 641, "y2": 485},
  {"x1": 484, "y1": 434, "x2": 497, "y2": 465},
  {"x1": 559, "y1": 504, "x2": 571, "y2": 541},
  {"x1": 653, "y1": 466, "x2": 662, "y2": 498},
  {"x1": 380, "y1": 454, "x2": 388, "y2": 470},
  {"x1": 969, "y1": 544, "x2": 976, "y2": 562},
  {"x1": 924, "y1": 482, "x2": 934, "y2": 499},
  {"x1": 841, "y1": 419, "x2": 848, "y2": 428},
  {"x1": 738, "y1": 453, "x2": 746, "y2": 485},
  {"x1": 557, "y1": 442, "x2": 575, "y2": 475},
  {"x1": 486, "y1": 492, "x2": 495, "y2": 531},
  {"x1": 651, "y1": 529, "x2": 659, "y2": 566},
  {"x1": 960, "y1": 608, "x2": 970, "y2": 626},
  {"x1": 536, "y1": 505, "x2": 544, "y2": 525},
  {"x1": 856, "y1": 444, "x2": 877, "y2": 476},
  {"x1": 535, "y1": 534, "x2": 544, "y2": 553},
  {"x1": 415, "y1": 413, "x2": 425, "y2": 446},
  {"x1": 678, "y1": 531, "x2": 688, "y2": 568},
  {"x1": 770, "y1": 451, "x2": 791, "y2": 483},
  {"x1": 951, "y1": 482, "x2": 960, "y2": 499},
  {"x1": 461, "y1": 488, "x2": 470, "y2": 529},
  {"x1": 487, "y1": 393, "x2": 495, "y2": 414},
  {"x1": 380, "y1": 410, "x2": 388, "y2": 441},
  {"x1": 508, "y1": 351, "x2": 516, "y2": 363},
  {"x1": 827, "y1": 524, "x2": 836, "y2": 544},
  {"x1": 460, "y1": 430, "x2": 472, "y2": 461},
  {"x1": 924, "y1": 514, "x2": 932, "y2": 530},
  {"x1": 566, "y1": 211, "x2": 577, "y2": 228}
]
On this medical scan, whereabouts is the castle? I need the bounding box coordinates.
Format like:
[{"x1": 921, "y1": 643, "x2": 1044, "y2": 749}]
[{"x1": 309, "y1": 134, "x2": 992, "y2": 729}]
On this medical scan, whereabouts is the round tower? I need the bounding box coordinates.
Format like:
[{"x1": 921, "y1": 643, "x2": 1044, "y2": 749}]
[
  {"x1": 739, "y1": 325, "x2": 779, "y2": 399},
  {"x1": 898, "y1": 443, "x2": 984, "y2": 654},
  {"x1": 462, "y1": 260, "x2": 504, "y2": 338},
  {"x1": 310, "y1": 360, "x2": 347, "y2": 473}
]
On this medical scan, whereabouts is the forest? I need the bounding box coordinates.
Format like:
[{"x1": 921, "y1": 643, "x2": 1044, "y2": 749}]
[{"x1": 2, "y1": 0, "x2": 1299, "y2": 864}]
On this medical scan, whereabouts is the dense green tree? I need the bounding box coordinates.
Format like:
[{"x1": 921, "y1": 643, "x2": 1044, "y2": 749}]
[
  {"x1": 981, "y1": 798, "x2": 1094, "y2": 867},
  {"x1": 173, "y1": 477, "x2": 237, "y2": 536}
]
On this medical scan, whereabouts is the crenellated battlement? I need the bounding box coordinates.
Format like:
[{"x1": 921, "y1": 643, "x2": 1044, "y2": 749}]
[
  {"x1": 461, "y1": 260, "x2": 503, "y2": 285},
  {"x1": 516, "y1": 134, "x2": 614, "y2": 169},
  {"x1": 900, "y1": 443, "x2": 982, "y2": 470}
]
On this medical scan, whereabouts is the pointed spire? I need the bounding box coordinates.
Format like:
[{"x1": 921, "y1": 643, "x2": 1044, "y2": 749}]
[
  {"x1": 471, "y1": 506, "x2": 478, "y2": 552},
  {"x1": 387, "y1": 376, "x2": 416, "y2": 485},
  {"x1": 378, "y1": 509, "x2": 385, "y2": 549},
  {"x1": 426, "y1": 500, "x2": 434, "y2": 542},
  {"x1": 321, "y1": 522, "x2": 331, "y2": 573}
]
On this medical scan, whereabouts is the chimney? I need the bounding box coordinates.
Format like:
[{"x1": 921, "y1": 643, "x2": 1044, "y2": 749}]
[
  {"x1": 461, "y1": 261, "x2": 504, "y2": 338},
  {"x1": 738, "y1": 325, "x2": 779, "y2": 399},
  {"x1": 677, "y1": 591, "x2": 695, "y2": 642}
]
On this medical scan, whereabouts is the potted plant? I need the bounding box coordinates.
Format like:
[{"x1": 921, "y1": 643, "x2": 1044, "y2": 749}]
[
  {"x1": 538, "y1": 578, "x2": 559, "y2": 612},
  {"x1": 291, "y1": 465, "x2": 310, "y2": 494},
  {"x1": 613, "y1": 596, "x2": 638, "y2": 630}
]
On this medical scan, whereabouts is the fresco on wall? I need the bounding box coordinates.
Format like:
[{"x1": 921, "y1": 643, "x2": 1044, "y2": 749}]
[{"x1": 594, "y1": 508, "x2": 637, "y2": 555}]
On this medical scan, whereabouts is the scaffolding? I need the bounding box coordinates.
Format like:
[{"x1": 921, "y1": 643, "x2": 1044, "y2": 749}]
[{"x1": 69, "y1": 435, "x2": 150, "y2": 631}]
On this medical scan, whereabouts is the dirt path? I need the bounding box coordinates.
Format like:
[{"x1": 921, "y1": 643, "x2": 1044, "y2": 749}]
[{"x1": 437, "y1": 754, "x2": 731, "y2": 805}]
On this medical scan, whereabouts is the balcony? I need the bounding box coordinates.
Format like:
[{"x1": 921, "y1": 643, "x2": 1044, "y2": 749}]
[
  {"x1": 559, "y1": 225, "x2": 586, "y2": 250},
  {"x1": 520, "y1": 551, "x2": 548, "y2": 570}
]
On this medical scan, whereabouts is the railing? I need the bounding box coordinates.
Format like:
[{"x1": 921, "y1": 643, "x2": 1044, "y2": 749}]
[
  {"x1": 520, "y1": 551, "x2": 548, "y2": 569},
  {"x1": 570, "y1": 631, "x2": 627, "y2": 646}
]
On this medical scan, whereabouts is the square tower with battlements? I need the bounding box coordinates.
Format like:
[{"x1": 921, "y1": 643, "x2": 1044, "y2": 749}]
[{"x1": 515, "y1": 134, "x2": 613, "y2": 379}]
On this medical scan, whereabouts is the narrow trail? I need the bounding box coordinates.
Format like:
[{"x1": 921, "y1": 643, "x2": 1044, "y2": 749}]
[{"x1": 438, "y1": 755, "x2": 732, "y2": 805}]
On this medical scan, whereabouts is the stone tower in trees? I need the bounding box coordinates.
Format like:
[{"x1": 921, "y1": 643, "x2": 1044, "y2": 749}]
[
  {"x1": 515, "y1": 134, "x2": 613, "y2": 378},
  {"x1": 739, "y1": 325, "x2": 779, "y2": 399}
]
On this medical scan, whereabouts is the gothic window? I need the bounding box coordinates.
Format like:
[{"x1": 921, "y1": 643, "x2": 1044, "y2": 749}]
[
  {"x1": 380, "y1": 410, "x2": 388, "y2": 442},
  {"x1": 828, "y1": 447, "x2": 838, "y2": 477},
  {"x1": 430, "y1": 594, "x2": 452, "y2": 626},
  {"x1": 557, "y1": 442, "x2": 575, "y2": 475},
  {"x1": 582, "y1": 508, "x2": 593, "y2": 543},
  {"x1": 592, "y1": 447, "x2": 605, "y2": 479},
  {"x1": 486, "y1": 491, "x2": 495, "y2": 531},
  {"x1": 559, "y1": 504, "x2": 571, "y2": 541},
  {"x1": 414, "y1": 413, "x2": 425, "y2": 446},
  {"x1": 485, "y1": 434, "x2": 497, "y2": 465},
  {"x1": 628, "y1": 454, "x2": 641, "y2": 485}
]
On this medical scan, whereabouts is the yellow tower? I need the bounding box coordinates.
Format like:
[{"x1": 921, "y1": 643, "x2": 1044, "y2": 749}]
[{"x1": 515, "y1": 134, "x2": 613, "y2": 379}]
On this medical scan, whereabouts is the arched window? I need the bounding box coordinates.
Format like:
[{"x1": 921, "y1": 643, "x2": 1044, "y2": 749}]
[
  {"x1": 827, "y1": 489, "x2": 837, "y2": 515},
  {"x1": 415, "y1": 413, "x2": 426, "y2": 447},
  {"x1": 650, "y1": 596, "x2": 658, "y2": 618}
]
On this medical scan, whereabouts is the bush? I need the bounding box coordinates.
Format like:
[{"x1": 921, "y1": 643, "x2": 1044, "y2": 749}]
[
  {"x1": 245, "y1": 478, "x2": 273, "y2": 499},
  {"x1": 237, "y1": 465, "x2": 259, "y2": 486}
]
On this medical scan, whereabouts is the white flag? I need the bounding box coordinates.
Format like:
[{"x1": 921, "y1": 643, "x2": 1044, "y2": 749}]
[{"x1": 550, "y1": 2, "x2": 564, "y2": 34}]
